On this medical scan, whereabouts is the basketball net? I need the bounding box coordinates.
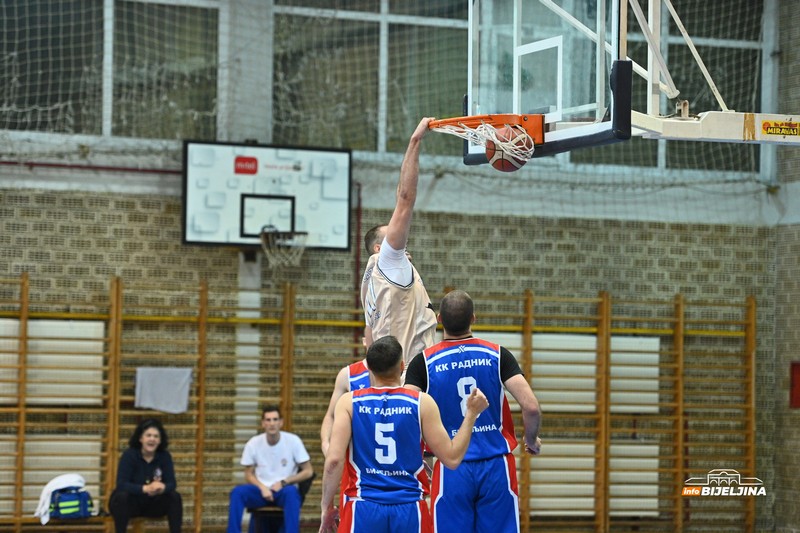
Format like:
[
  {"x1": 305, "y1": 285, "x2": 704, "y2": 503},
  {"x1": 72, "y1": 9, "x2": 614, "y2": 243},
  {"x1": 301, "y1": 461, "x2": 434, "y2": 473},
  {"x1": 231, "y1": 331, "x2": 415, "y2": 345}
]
[
  {"x1": 259, "y1": 229, "x2": 308, "y2": 268},
  {"x1": 429, "y1": 115, "x2": 539, "y2": 160}
]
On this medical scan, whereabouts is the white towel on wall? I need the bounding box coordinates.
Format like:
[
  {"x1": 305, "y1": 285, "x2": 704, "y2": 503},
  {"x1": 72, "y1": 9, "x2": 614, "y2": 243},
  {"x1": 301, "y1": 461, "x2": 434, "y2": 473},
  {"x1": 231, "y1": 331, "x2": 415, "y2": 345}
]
[{"x1": 135, "y1": 367, "x2": 192, "y2": 414}]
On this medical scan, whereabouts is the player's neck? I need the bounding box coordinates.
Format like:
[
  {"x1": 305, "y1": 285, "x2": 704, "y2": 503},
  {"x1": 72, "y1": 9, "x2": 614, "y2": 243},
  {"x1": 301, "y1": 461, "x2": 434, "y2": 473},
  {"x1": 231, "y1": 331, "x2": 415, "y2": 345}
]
[
  {"x1": 443, "y1": 330, "x2": 473, "y2": 341},
  {"x1": 373, "y1": 376, "x2": 401, "y2": 388}
]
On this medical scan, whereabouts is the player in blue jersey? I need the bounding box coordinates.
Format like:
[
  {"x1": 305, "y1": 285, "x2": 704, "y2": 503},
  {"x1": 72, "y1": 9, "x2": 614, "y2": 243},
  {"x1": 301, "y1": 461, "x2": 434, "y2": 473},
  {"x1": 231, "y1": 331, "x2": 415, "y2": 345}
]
[
  {"x1": 404, "y1": 290, "x2": 542, "y2": 533},
  {"x1": 319, "y1": 336, "x2": 489, "y2": 533}
]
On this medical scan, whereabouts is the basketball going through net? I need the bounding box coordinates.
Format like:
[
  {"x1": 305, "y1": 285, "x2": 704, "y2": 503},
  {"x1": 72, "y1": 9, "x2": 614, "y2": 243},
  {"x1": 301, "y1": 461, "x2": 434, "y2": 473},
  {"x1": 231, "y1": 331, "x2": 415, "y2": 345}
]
[
  {"x1": 260, "y1": 226, "x2": 308, "y2": 268},
  {"x1": 428, "y1": 114, "x2": 545, "y2": 161}
]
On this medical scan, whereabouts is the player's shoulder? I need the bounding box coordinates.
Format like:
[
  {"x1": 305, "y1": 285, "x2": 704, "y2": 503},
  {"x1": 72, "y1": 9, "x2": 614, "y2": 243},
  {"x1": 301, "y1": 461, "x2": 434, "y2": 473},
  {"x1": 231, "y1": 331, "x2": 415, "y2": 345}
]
[
  {"x1": 336, "y1": 390, "x2": 355, "y2": 407},
  {"x1": 471, "y1": 336, "x2": 501, "y2": 349},
  {"x1": 348, "y1": 359, "x2": 368, "y2": 373},
  {"x1": 392, "y1": 386, "x2": 420, "y2": 399},
  {"x1": 417, "y1": 391, "x2": 437, "y2": 413},
  {"x1": 416, "y1": 390, "x2": 434, "y2": 404},
  {"x1": 335, "y1": 364, "x2": 356, "y2": 386},
  {"x1": 364, "y1": 252, "x2": 379, "y2": 269}
]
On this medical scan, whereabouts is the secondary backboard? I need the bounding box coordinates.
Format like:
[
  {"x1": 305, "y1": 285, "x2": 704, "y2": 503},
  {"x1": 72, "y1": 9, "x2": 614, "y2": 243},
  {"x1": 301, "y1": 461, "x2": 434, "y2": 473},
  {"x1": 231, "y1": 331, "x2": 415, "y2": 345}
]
[
  {"x1": 182, "y1": 141, "x2": 351, "y2": 251},
  {"x1": 467, "y1": 0, "x2": 631, "y2": 162}
]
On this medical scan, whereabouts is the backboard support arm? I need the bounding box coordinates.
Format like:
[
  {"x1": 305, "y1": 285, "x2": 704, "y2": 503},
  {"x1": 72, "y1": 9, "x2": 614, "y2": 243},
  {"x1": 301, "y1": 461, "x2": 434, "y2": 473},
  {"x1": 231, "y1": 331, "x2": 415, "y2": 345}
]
[{"x1": 632, "y1": 111, "x2": 800, "y2": 145}]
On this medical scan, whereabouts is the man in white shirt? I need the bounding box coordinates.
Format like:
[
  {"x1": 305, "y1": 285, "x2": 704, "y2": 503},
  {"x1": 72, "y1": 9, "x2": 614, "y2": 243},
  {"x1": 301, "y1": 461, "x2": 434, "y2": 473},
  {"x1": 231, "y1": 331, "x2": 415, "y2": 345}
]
[{"x1": 227, "y1": 406, "x2": 314, "y2": 533}]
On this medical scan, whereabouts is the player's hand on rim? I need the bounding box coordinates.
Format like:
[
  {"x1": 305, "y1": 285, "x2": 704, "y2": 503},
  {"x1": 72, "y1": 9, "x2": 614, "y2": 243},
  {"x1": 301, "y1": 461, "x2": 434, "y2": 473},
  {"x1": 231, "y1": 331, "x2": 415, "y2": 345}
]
[{"x1": 413, "y1": 117, "x2": 435, "y2": 141}]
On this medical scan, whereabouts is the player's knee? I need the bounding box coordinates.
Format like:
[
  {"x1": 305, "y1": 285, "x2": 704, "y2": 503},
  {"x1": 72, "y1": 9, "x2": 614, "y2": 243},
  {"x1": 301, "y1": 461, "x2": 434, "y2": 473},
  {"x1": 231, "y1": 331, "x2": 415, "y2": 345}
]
[{"x1": 229, "y1": 484, "x2": 247, "y2": 501}]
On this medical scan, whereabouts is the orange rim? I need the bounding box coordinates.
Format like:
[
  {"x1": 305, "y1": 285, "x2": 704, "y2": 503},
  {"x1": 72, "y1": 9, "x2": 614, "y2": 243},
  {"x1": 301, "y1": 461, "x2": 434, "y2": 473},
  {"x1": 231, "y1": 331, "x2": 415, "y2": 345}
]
[{"x1": 429, "y1": 114, "x2": 545, "y2": 145}]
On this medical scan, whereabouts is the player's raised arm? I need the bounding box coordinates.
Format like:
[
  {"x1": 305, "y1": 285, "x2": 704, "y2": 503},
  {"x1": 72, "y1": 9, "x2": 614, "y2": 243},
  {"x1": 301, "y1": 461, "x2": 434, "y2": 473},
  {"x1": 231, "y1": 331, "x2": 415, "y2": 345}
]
[
  {"x1": 419, "y1": 388, "x2": 488, "y2": 469},
  {"x1": 383, "y1": 117, "x2": 433, "y2": 252}
]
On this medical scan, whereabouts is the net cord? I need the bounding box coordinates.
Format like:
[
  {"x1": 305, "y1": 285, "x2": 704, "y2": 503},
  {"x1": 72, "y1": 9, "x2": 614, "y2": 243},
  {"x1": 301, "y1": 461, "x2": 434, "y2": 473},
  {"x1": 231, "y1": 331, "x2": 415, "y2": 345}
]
[
  {"x1": 430, "y1": 122, "x2": 536, "y2": 160},
  {"x1": 259, "y1": 231, "x2": 308, "y2": 268}
]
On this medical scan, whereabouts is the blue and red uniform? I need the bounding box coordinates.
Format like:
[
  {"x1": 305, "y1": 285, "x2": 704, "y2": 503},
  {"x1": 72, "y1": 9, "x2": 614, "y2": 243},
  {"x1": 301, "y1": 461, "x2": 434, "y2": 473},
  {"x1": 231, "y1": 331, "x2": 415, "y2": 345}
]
[
  {"x1": 338, "y1": 361, "x2": 371, "y2": 509},
  {"x1": 338, "y1": 386, "x2": 432, "y2": 533},
  {"x1": 348, "y1": 360, "x2": 370, "y2": 391},
  {"x1": 406, "y1": 338, "x2": 522, "y2": 533}
]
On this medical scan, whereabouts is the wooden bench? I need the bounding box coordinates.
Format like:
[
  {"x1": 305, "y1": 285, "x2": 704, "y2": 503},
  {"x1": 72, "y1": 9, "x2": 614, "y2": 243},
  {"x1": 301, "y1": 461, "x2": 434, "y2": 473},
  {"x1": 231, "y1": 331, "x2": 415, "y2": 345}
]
[
  {"x1": 6, "y1": 515, "x2": 109, "y2": 531},
  {"x1": 131, "y1": 516, "x2": 155, "y2": 532}
]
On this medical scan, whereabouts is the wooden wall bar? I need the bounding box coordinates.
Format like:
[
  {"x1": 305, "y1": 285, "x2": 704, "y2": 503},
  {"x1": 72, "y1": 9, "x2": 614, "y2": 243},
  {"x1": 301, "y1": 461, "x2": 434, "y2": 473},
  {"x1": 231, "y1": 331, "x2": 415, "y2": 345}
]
[{"x1": 0, "y1": 274, "x2": 756, "y2": 532}]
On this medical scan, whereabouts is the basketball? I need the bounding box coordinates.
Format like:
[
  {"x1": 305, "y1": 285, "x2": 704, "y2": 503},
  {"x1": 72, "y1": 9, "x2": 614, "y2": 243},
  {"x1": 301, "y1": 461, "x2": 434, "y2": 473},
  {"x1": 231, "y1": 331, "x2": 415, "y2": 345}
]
[{"x1": 485, "y1": 125, "x2": 531, "y2": 172}]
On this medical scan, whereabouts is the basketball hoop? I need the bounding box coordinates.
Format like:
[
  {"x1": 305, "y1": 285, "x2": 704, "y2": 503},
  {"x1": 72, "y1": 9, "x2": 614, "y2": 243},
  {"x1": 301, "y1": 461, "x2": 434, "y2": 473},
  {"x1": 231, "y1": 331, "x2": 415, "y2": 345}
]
[
  {"x1": 259, "y1": 227, "x2": 308, "y2": 268},
  {"x1": 428, "y1": 114, "x2": 545, "y2": 161}
]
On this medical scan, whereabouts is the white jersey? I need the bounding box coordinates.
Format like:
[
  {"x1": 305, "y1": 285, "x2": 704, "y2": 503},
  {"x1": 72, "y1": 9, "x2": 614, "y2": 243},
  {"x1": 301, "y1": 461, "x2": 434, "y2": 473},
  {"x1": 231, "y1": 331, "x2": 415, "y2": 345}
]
[
  {"x1": 240, "y1": 431, "x2": 310, "y2": 487},
  {"x1": 361, "y1": 252, "x2": 437, "y2": 364}
]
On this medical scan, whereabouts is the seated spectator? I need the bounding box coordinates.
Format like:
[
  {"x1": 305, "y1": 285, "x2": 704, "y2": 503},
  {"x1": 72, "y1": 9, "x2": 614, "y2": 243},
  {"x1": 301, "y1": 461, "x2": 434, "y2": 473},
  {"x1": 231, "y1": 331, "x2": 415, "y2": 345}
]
[
  {"x1": 227, "y1": 405, "x2": 314, "y2": 533},
  {"x1": 109, "y1": 418, "x2": 182, "y2": 533}
]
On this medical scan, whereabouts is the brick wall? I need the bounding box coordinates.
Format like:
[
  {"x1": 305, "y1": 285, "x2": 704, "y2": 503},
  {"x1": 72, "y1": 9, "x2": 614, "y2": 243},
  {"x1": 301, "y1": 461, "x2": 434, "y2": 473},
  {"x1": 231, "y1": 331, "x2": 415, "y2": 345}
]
[
  {"x1": 778, "y1": 0, "x2": 800, "y2": 184},
  {"x1": 774, "y1": 0, "x2": 800, "y2": 531},
  {"x1": 775, "y1": 227, "x2": 800, "y2": 533},
  {"x1": 0, "y1": 191, "x2": 241, "y2": 299}
]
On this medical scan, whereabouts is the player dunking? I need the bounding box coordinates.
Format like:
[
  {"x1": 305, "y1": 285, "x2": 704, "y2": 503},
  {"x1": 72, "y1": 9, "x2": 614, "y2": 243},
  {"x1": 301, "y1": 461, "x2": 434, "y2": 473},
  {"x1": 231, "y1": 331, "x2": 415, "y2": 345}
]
[
  {"x1": 361, "y1": 117, "x2": 438, "y2": 368},
  {"x1": 405, "y1": 290, "x2": 542, "y2": 533},
  {"x1": 319, "y1": 336, "x2": 489, "y2": 533}
]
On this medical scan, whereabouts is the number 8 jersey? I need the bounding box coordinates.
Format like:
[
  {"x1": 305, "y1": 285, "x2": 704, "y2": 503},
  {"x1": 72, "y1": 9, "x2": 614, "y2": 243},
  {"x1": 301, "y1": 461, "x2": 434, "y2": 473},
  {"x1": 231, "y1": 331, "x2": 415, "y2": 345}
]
[
  {"x1": 422, "y1": 338, "x2": 519, "y2": 461},
  {"x1": 344, "y1": 387, "x2": 429, "y2": 503}
]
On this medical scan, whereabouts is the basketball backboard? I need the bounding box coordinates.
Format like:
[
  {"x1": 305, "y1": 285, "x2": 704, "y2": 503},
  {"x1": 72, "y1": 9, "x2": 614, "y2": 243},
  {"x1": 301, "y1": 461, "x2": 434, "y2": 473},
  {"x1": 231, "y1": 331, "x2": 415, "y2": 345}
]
[
  {"x1": 182, "y1": 141, "x2": 351, "y2": 251},
  {"x1": 467, "y1": 0, "x2": 631, "y2": 163},
  {"x1": 467, "y1": 0, "x2": 800, "y2": 164}
]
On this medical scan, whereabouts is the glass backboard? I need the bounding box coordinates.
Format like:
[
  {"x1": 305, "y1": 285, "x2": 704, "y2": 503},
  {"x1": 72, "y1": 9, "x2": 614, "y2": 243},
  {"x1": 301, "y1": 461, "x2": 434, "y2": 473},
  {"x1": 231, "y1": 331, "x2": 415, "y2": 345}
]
[{"x1": 467, "y1": 0, "x2": 631, "y2": 162}]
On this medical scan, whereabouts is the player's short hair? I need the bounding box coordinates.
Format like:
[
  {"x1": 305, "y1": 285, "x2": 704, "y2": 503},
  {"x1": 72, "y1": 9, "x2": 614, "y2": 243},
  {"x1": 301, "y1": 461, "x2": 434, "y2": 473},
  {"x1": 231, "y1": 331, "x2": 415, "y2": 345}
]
[
  {"x1": 364, "y1": 225, "x2": 386, "y2": 254},
  {"x1": 366, "y1": 336, "x2": 403, "y2": 377},
  {"x1": 439, "y1": 290, "x2": 474, "y2": 336}
]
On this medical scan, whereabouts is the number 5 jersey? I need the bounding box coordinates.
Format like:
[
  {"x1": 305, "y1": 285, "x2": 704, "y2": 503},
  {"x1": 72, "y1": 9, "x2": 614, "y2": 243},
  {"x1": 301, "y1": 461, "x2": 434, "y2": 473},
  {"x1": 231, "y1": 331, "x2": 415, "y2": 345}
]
[{"x1": 343, "y1": 387, "x2": 429, "y2": 503}]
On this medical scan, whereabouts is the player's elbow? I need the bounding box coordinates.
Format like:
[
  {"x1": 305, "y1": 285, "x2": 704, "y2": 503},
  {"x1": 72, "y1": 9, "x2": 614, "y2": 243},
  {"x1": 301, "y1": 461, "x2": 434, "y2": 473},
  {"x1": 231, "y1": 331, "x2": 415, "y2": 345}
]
[
  {"x1": 323, "y1": 455, "x2": 344, "y2": 476},
  {"x1": 437, "y1": 451, "x2": 464, "y2": 470},
  {"x1": 522, "y1": 395, "x2": 541, "y2": 418},
  {"x1": 397, "y1": 186, "x2": 415, "y2": 200},
  {"x1": 394, "y1": 191, "x2": 416, "y2": 212},
  {"x1": 440, "y1": 457, "x2": 463, "y2": 470}
]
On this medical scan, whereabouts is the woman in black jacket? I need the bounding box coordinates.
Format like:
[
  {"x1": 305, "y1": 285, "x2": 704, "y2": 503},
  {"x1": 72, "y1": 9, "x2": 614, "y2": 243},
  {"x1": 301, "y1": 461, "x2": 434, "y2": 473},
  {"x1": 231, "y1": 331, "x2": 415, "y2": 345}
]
[{"x1": 109, "y1": 418, "x2": 182, "y2": 533}]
